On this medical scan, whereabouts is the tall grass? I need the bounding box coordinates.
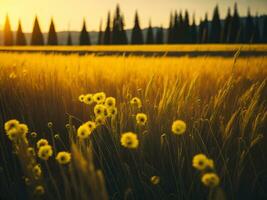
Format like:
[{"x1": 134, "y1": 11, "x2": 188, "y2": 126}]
[{"x1": 0, "y1": 53, "x2": 266, "y2": 200}]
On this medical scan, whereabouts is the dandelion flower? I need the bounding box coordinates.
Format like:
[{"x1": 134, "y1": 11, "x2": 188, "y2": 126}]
[
  {"x1": 33, "y1": 165, "x2": 42, "y2": 177},
  {"x1": 85, "y1": 121, "x2": 96, "y2": 131},
  {"x1": 77, "y1": 124, "x2": 91, "y2": 139},
  {"x1": 78, "y1": 94, "x2": 85, "y2": 102},
  {"x1": 6, "y1": 128, "x2": 19, "y2": 141},
  {"x1": 120, "y1": 132, "x2": 139, "y2": 149},
  {"x1": 108, "y1": 107, "x2": 118, "y2": 117},
  {"x1": 95, "y1": 115, "x2": 106, "y2": 126},
  {"x1": 136, "y1": 113, "x2": 147, "y2": 126},
  {"x1": 37, "y1": 145, "x2": 53, "y2": 160},
  {"x1": 150, "y1": 176, "x2": 160, "y2": 185},
  {"x1": 192, "y1": 154, "x2": 209, "y2": 171},
  {"x1": 201, "y1": 173, "x2": 220, "y2": 188},
  {"x1": 47, "y1": 122, "x2": 53, "y2": 128},
  {"x1": 94, "y1": 104, "x2": 106, "y2": 116},
  {"x1": 130, "y1": 97, "x2": 142, "y2": 108},
  {"x1": 18, "y1": 123, "x2": 29, "y2": 137},
  {"x1": 105, "y1": 97, "x2": 116, "y2": 108},
  {"x1": 171, "y1": 120, "x2": 186, "y2": 135},
  {"x1": 56, "y1": 151, "x2": 71, "y2": 164},
  {"x1": 34, "y1": 185, "x2": 45, "y2": 195},
  {"x1": 4, "y1": 119, "x2": 20, "y2": 132},
  {"x1": 37, "y1": 139, "x2": 49, "y2": 149},
  {"x1": 84, "y1": 94, "x2": 94, "y2": 105},
  {"x1": 93, "y1": 92, "x2": 106, "y2": 104}
]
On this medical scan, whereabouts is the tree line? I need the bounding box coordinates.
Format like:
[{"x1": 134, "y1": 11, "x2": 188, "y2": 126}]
[{"x1": 2, "y1": 3, "x2": 267, "y2": 46}]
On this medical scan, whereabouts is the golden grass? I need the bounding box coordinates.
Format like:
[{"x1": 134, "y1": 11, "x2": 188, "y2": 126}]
[{"x1": 0, "y1": 52, "x2": 266, "y2": 200}]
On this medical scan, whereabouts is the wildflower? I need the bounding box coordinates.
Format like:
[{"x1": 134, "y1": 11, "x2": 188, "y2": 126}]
[
  {"x1": 78, "y1": 94, "x2": 85, "y2": 102},
  {"x1": 6, "y1": 128, "x2": 19, "y2": 141},
  {"x1": 47, "y1": 122, "x2": 53, "y2": 128},
  {"x1": 27, "y1": 147, "x2": 35, "y2": 156},
  {"x1": 54, "y1": 134, "x2": 60, "y2": 139},
  {"x1": 201, "y1": 173, "x2": 220, "y2": 188},
  {"x1": 120, "y1": 132, "x2": 139, "y2": 149},
  {"x1": 56, "y1": 151, "x2": 71, "y2": 164},
  {"x1": 77, "y1": 124, "x2": 91, "y2": 139},
  {"x1": 32, "y1": 165, "x2": 42, "y2": 177},
  {"x1": 17, "y1": 123, "x2": 29, "y2": 137},
  {"x1": 37, "y1": 139, "x2": 49, "y2": 149},
  {"x1": 108, "y1": 107, "x2": 118, "y2": 117},
  {"x1": 95, "y1": 115, "x2": 106, "y2": 126},
  {"x1": 85, "y1": 121, "x2": 96, "y2": 131},
  {"x1": 31, "y1": 132, "x2": 37, "y2": 138},
  {"x1": 34, "y1": 185, "x2": 45, "y2": 195},
  {"x1": 207, "y1": 159, "x2": 215, "y2": 169},
  {"x1": 150, "y1": 176, "x2": 160, "y2": 185},
  {"x1": 136, "y1": 113, "x2": 147, "y2": 126},
  {"x1": 37, "y1": 145, "x2": 53, "y2": 160},
  {"x1": 105, "y1": 97, "x2": 116, "y2": 108},
  {"x1": 93, "y1": 92, "x2": 106, "y2": 104},
  {"x1": 171, "y1": 120, "x2": 186, "y2": 135},
  {"x1": 94, "y1": 104, "x2": 106, "y2": 116},
  {"x1": 130, "y1": 97, "x2": 142, "y2": 108},
  {"x1": 192, "y1": 154, "x2": 209, "y2": 171},
  {"x1": 4, "y1": 119, "x2": 20, "y2": 132},
  {"x1": 84, "y1": 94, "x2": 94, "y2": 105}
]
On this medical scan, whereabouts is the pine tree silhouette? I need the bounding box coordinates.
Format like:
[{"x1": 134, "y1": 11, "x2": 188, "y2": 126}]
[
  {"x1": 67, "y1": 32, "x2": 72, "y2": 45},
  {"x1": 202, "y1": 13, "x2": 209, "y2": 43},
  {"x1": 4, "y1": 15, "x2": 13, "y2": 46},
  {"x1": 47, "y1": 18, "x2": 58, "y2": 45},
  {"x1": 198, "y1": 18, "x2": 204, "y2": 43},
  {"x1": 263, "y1": 16, "x2": 267, "y2": 43},
  {"x1": 98, "y1": 20, "x2": 103, "y2": 45},
  {"x1": 111, "y1": 5, "x2": 122, "y2": 44},
  {"x1": 120, "y1": 15, "x2": 128, "y2": 44},
  {"x1": 146, "y1": 20, "x2": 154, "y2": 44},
  {"x1": 244, "y1": 8, "x2": 254, "y2": 43},
  {"x1": 190, "y1": 14, "x2": 197, "y2": 43},
  {"x1": 222, "y1": 8, "x2": 232, "y2": 43},
  {"x1": 177, "y1": 11, "x2": 184, "y2": 43},
  {"x1": 16, "y1": 20, "x2": 26, "y2": 46},
  {"x1": 210, "y1": 5, "x2": 221, "y2": 43},
  {"x1": 167, "y1": 12, "x2": 174, "y2": 44},
  {"x1": 229, "y1": 3, "x2": 241, "y2": 43},
  {"x1": 131, "y1": 11, "x2": 144, "y2": 44},
  {"x1": 183, "y1": 10, "x2": 190, "y2": 43},
  {"x1": 104, "y1": 12, "x2": 111, "y2": 45},
  {"x1": 253, "y1": 14, "x2": 261, "y2": 43},
  {"x1": 155, "y1": 26, "x2": 164, "y2": 44},
  {"x1": 172, "y1": 11, "x2": 179, "y2": 43},
  {"x1": 79, "y1": 19, "x2": 91, "y2": 45},
  {"x1": 31, "y1": 16, "x2": 44, "y2": 45}
]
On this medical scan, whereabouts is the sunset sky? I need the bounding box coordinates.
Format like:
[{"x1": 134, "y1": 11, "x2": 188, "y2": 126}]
[{"x1": 0, "y1": 0, "x2": 266, "y2": 32}]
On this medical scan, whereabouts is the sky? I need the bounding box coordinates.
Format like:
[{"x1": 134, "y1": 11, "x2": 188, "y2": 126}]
[{"x1": 0, "y1": 0, "x2": 266, "y2": 32}]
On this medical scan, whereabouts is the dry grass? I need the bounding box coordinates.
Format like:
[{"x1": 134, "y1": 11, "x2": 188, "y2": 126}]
[{"x1": 0, "y1": 52, "x2": 266, "y2": 200}]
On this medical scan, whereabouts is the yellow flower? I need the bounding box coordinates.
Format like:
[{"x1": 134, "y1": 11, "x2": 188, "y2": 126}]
[
  {"x1": 150, "y1": 176, "x2": 160, "y2": 185},
  {"x1": 201, "y1": 173, "x2": 220, "y2": 188},
  {"x1": 6, "y1": 128, "x2": 19, "y2": 141},
  {"x1": 105, "y1": 97, "x2": 116, "y2": 108},
  {"x1": 38, "y1": 145, "x2": 53, "y2": 160},
  {"x1": 108, "y1": 107, "x2": 118, "y2": 117},
  {"x1": 85, "y1": 121, "x2": 96, "y2": 131},
  {"x1": 33, "y1": 165, "x2": 42, "y2": 177},
  {"x1": 94, "y1": 104, "x2": 106, "y2": 116},
  {"x1": 84, "y1": 94, "x2": 94, "y2": 105},
  {"x1": 130, "y1": 97, "x2": 142, "y2": 108},
  {"x1": 27, "y1": 147, "x2": 35, "y2": 156},
  {"x1": 78, "y1": 94, "x2": 85, "y2": 102},
  {"x1": 31, "y1": 132, "x2": 37, "y2": 138},
  {"x1": 136, "y1": 113, "x2": 147, "y2": 126},
  {"x1": 17, "y1": 123, "x2": 29, "y2": 137},
  {"x1": 120, "y1": 132, "x2": 139, "y2": 149},
  {"x1": 95, "y1": 115, "x2": 106, "y2": 126},
  {"x1": 56, "y1": 151, "x2": 71, "y2": 164},
  {"x1": 77, "y1": 124, "x2": 91, "y2": 139},
  {"x1": 37, "y1": 139, "x2": 49, "y2": 149},
  {"x1": 207, "y1": 159, "x2": 215, "y2": 169},
  {"x1": 4, "y1": 119, "x2": 20, "y2": 132},
  {"x1": 93, "y1": 92, "x2": 106, "y2": 104},
  {"x1": 192, "y1": 154, "x2": 209, "y2": 170},
  {"x1": 171, "y1": 120, "x2": 186, "y2": 135},
  {"x1": 34, "y1": 185, "x2": 45, "y2": 195}
]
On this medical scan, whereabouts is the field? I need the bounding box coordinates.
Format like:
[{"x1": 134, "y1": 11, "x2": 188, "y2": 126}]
[{"x1": 0, "y1": 48, "x2": 267, "y2": 200}]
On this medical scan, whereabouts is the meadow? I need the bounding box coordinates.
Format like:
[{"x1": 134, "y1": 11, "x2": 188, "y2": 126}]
[{"x1": 0, "y1": 51, "x2": 267, "y2": 200}]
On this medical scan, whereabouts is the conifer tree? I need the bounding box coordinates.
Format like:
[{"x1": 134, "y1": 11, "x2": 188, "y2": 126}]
[
  {"x1": 210, "y1": 5, "x2": 221, "y2": 43},
  {"x1": 262, "y1": 16, "x2": 267, "y2": 43},
  {"x1": 198, "y1": 18, "x2": 204, "y2": 43},
  {"x1": 31, "y1": 16, "x2": 44, "y2": 45},
  {"x1": 253, "y1": 14, "x2": 261, "y2": 43},
  {"x1": 146, "y1": 20, "x2": 154, "y2": 44},
  {"x1": 183, "y1": 10, "x2": 190, "y2": 43},
  {"x1": 229, "y1": 3, "x2": 241, "y2": 43},
  {"x1": 4, "y1": 15, "x2": 13, "y2": 46},
  {"x1": 97, "y1": 20, "x2": 103, "y2": 45},
  {"x1": 16, "y1": 20, "x2": 26, "y2": 46},
  {"x1": 167, "y1": 12, "x2": 174, "y2": 44},
  {"x1": 223, "y1": 8, "x2": 232, "y2": 43},
  {"x1": 120, "y1": 15, "x2": 128, "y2": 44},
  {"x1": 190, "y1": 14, "x2": 197, "y2": 43},
  {"x1": 67, "y1": 32, "x2": 72, "y2": 45},
  {"x1": 173, "y1": 11, "x2": 179, "y2": 43},
  {"x1": 47, "y1": 18, "x2": 58, "y2": 45},
  {"x1": 202, "y1": 13, "x2": 209, "y2": 43},
  {"x1": 131, "y1": 11, "x2": 143, "y2": 44},
  {"x1": 155, "y1": 26, "x2": 164, "y2": 44},
  {"x1": 79, "y1": 19, "x2": 91, "y2": 45},
  {"x1": 177, "y1": 11, "x2": 184, "y2": 43},
  {"x1": 111, "y1": 5, "x2": 122, "y2": 44},
  {"x1": 104, "y1": 12, "x2": 111, "y2": 45},
  {"x1": 244, "y1": 8, "x2": 254, "y2": 43}
]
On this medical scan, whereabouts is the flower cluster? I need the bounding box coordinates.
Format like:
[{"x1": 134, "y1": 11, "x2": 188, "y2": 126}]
[{"x1": 4, "y1": 119, "x2": 29, "y2": 142}]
